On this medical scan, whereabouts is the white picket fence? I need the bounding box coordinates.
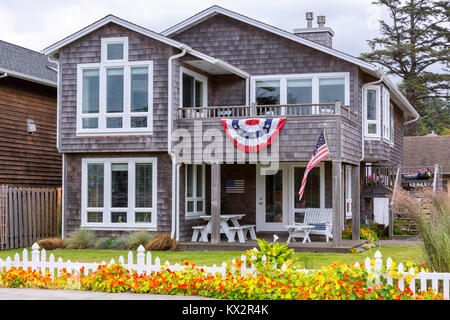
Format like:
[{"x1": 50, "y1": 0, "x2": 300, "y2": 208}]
[{"x1": 0, "y1": 243, "x2": 448, "y2": 299}]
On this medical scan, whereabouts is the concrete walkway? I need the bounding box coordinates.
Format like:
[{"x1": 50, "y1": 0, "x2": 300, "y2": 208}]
[{"x1": 0, "y1": 288, "x2": 214, "y2": 300}]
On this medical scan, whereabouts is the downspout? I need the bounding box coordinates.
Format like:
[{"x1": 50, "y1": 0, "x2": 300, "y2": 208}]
[
  {"x1": 47, "y1": 54, "x2": 64, "y2": 238},
  {"x1": 403, "y1": 114, "x2": 420, "y2": 126},
  {"x1": 176, "y1": 163, "x2": 181, "y2": 241},
  {"x1": 360, "y1": 73, "x2": 384, "y2": 161},
  {"x1": 168, "y1": 47, "x2": 188, "y2": 239}
]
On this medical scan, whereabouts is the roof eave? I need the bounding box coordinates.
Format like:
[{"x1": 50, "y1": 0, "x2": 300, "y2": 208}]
[{"x1": 0, "y1": 67, "x2": 57, "y2": 87}]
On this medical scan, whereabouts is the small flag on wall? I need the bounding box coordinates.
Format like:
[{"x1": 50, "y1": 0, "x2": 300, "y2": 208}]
[{"x1": 226, "y1": 179, "x2": 245, "y2": 193}]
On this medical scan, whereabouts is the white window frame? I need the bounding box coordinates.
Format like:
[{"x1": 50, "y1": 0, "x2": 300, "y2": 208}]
[
  {"x1": 364, "y1": 84, "x2": 381, "y2": 139},
  {"x1": 288, "y1": 162, "x2": 325, "y2": 225},
  {"x1": 101, "y1": 37, "x2": 128, "y2": 63},
  {"x1": 81, "y1": 157, "x2": 158, "y2": 230},
  {"x1": 389, "y1": 103, "x2": 395, "y2": 145},
  {"x1": 76, "y1": 37, "x2": 154, "y2": 136},
  {"x1": 185, "y1": 164, "x2": 205, "y2": 219},
  {"x1": 345, "y1": 165, "x2": 352, "y2": 220},
  {"x1": 382, "y1": 88, "x2": 393, "y2": 145},
  {"x1": 179, "y1": 67, "x2": 208, "y2": 108},
  {"x1": 250, "y1": 72, "x2": 350, "y2": 114}
]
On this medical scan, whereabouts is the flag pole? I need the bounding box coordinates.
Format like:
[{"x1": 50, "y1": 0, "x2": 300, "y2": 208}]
[{"x1": 322, "y1": 123, "x2": 332, "y2": 161}]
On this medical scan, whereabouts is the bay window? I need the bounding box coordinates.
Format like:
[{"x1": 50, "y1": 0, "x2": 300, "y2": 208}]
[
  {"x1": 77, "y1": 37, "x2": 153, "y2": 135},
  {"x1": 185, "y1": 164, "x2": 205, "y2": 218},
  {"x1": 82, "y1": 157, "x2": 157, "y2": 229},
  {"x1": 382, "y1": 88, "x2": 394, "y2": 144},
  {"x1": 364, "y1": 85, "x2": 381, "y2": 138}
]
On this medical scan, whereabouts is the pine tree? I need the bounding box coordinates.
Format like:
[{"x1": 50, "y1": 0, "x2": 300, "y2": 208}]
[{"x1": 361, "y1": 0, "x2": 449, "y2": 135}]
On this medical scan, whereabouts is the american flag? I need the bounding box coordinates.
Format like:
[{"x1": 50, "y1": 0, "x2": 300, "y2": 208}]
[{"x1": 298, "y1": 130, "x2": 330, "y2": 201}]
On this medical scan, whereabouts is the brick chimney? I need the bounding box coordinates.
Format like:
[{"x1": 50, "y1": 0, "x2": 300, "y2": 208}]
[{"x1": 293, "y1": 12, "x2": 334, "y2": 48}]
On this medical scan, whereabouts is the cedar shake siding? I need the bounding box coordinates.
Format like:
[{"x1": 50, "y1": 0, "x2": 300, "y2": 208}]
[
  {"x1": 58, "y1": 22, "x2": 179, "y2": 153},
  {"x1": 0, "y1": 76, "x2": 60, "y2": 186},
  {"x1": 63, "y1": 152, "x2": 172, "y2": 236}
]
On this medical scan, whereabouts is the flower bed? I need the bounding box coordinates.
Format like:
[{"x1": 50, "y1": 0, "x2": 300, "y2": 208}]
[{"x1": 0, "y1": 260, "x2": 442, "y2": 300}]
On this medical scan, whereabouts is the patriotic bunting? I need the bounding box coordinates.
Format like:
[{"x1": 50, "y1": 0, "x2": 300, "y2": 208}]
[{"x1": 221, "y1": 118, "x2": 286, "y2": 153}]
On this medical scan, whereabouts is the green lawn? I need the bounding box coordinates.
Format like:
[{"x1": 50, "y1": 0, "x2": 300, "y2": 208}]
[{"x1": 0, "y1": 245, "x2": 424, "y2": 269}]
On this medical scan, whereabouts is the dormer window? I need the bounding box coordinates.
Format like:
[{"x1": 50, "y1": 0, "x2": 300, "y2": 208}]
[{"x1": 76, "y1": 37, "x2": 153, "y2": 136}]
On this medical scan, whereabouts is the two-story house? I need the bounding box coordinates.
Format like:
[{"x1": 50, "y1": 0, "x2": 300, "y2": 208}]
[{"x1": 42, "y1": 6, "x2": 419, "y2": 244}]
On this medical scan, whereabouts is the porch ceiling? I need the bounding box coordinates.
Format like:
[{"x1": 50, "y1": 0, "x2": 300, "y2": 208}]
[{"x1": 183, "y1": 59, "x2": 249, "y2": 78}]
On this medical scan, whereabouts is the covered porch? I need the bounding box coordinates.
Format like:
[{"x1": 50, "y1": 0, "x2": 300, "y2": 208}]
[{"x1": 178, "y1": 161, "x2": 362, "y2": 247}]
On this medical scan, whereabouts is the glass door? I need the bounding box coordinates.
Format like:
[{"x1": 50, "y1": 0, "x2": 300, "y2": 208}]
[{"x1": 256, "y1": 164, "x2": 288, "y2": 231}]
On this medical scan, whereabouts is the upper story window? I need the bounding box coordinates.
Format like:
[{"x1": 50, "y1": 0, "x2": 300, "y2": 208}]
[
  {"x1": 180, "y1": 67, "x2": 207, "y2": 108},
  {"x1": 251, "y1": 73, "x2": 349, "y2": 115},
  {"x1": 382, "y1": 89, "x2": 394, "y2": 145},
  {"x1": 77, "y1": 37, "x2": 153, "y2": 135},
  {"x1": 364, "y1": 85, "x2": 381, "y2": 139}
]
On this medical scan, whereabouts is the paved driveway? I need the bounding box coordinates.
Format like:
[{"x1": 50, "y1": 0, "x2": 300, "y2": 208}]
[{"x1": 0, "y1": 288, "x2": 214, "y2": 300}]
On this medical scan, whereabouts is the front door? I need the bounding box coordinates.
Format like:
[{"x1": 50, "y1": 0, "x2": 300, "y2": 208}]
[{"x1": 256, "y1": 164, "x2": 289, "y2": 231}]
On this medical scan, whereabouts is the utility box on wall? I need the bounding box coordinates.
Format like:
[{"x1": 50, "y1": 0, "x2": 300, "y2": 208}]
[{"x1": 373, "y1": 197, "x2": 389, "y2": 226}]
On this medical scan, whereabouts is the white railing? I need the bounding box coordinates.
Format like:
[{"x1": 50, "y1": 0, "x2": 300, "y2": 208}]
[{"x1": 0, "y1": 243, "x2": 448, "y2": 299}]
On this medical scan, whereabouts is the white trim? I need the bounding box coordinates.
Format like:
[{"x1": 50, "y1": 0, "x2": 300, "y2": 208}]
[
  {"x1": 179, "y1": 66, "x2": 208, "y2": 108},
  {"x1": 101, "y1": 37, "x2": 128, "y2": 63},
  {"x1": 0, "y1": 67, "x2": 56, "y2": 87},
  {"x1": 41, "y1": 14, "x2": 249, "y2": 80},
  {"x1": 255, "y1": 162, "x2": 326, "y2": 232},
  {"x1": 161, "y1": 6, "x2": 377, "y2": 71},
  {"x1": 363, "y1": 84, "x2": 381, "y2": 139},
  {"x1": 76, "y1": 45, "x2": 154, "y2": 135},
  {"x1": 81, "y1": 157, "x2": 158, "y2": 230},
  {"x1": 250, "y1": 72, "x2": 350, "y2": 108},
  {"x1": 185, "y1": 164, "x2": 205, "y2": 218}
]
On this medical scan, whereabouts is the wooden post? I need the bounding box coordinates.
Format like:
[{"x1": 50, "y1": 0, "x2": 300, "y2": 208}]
[
  {"x1": 351, "y1": 165, "x2": 360, "y2": 240},
  {"x1": 332, "y1": 161, "x2": 342, "y2": 245},
  {"x1": 211, "y1": 163, "x2": 221, "y2": 244}
]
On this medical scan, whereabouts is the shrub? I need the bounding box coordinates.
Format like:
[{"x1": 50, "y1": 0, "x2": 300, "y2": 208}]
[
  {"x1": 127, "y1": 231, "x2": 155, "y2": 250},
  {"x1": 63, "y1": 228, "x2": 97, "y2": 249},
  {"x1": 244, "y1": 237, "x2": 296, "y2": 269},
  {"x1": 95, "y1": 237, "x2": 115, "y2": 250},
  {"x1": 37, "y1": 237, "x2": 64, "y2": 250},
  {"x1": 145, "y1": 233, "x2": 177, "y2": 251},
  {"x1": 110, "y1": 235, "x2": 129, "y2": 250}
]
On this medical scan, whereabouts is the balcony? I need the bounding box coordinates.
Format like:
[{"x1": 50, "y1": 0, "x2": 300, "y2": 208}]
[{"x1": 177, "y1": 101, "x2": 353, "y2": 120}]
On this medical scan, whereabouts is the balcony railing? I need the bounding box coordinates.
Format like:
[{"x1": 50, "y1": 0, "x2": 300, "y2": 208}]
[{"x1": 177, "y1": 101, "x2": 351, "y2": 119}]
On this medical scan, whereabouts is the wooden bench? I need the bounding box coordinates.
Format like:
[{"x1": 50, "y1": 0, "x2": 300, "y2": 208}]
[
  {"x1": 191, "y1": 225, "x2": 208, "y2": 242},
  {"x1": 285, "y1": 208, "x2": 333, "y2": 242},
  {"x1": 228, "y1": 224, "x2": 256, "y2": 243}
]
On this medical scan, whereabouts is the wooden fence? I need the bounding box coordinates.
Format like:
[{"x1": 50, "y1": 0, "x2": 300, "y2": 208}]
[
  {"x1": 0, "y1": 245, "x2": 448, "y2": 300},
  {"x1": 0, "y1": 185, "x2": 62, "y2": 250}
]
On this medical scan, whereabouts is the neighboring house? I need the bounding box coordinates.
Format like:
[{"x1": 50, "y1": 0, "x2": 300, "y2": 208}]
[
  {"x1": 403, "y1": 135, "x2": 450, "y2": 195},
  {"x1": 42, "y1": 6, "x2": 419, "y2": 243},
  {"x1": 0, "y1": 40, "x2": 60, "y2": 187}
]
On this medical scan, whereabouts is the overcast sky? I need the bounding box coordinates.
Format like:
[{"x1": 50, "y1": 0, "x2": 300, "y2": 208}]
[{"x1": 0, "y1": 0, "x2": 387, "y2": 57}]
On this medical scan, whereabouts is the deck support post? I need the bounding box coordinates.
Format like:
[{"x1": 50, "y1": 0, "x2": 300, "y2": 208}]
[
  {"x1": 211, "y1": 163, "x2": 221, "y2": 244},
  {"x1": 332, "y1": 161, "x2": 342, "y2": 245},
  {"x1": 351, "y1": 165, "x2": 360, "y2": 240}
]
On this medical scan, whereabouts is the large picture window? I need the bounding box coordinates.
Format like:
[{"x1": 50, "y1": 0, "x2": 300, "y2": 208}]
[
  {"x1": 251, "y1": 73, "x2": 349, "y2": 115},
  {"x1": 77, "y1": 37, "x2": 153, "y2": 135},
  {"x1": 82, "y1": 157, "x2": 157, "y2": 229},
  {"x1": 185, "y1": 164, "x2": 205, "y2": 218}
]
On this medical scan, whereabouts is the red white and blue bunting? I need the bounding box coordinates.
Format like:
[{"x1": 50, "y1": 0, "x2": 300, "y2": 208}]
[{"x1": 221, "y1": 118, "x2": 286, "y2": 152}]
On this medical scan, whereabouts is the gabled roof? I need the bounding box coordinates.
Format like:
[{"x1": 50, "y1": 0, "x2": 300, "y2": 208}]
[
  {"x1": 0, "y1": 40, "x2": 57, "y2": 86},
  {"x1": 403, "y1": 136, "x2": 450, "y2": 174},
  {"x1": 41, "y1": 14, "x2": 249, "y2": 78},
  {"x1": 162, "y1": 5, "x2": 377, "y2": 71},
  {"x1": 162, "y1": 5, "x2": 419, "y2": 119}
]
